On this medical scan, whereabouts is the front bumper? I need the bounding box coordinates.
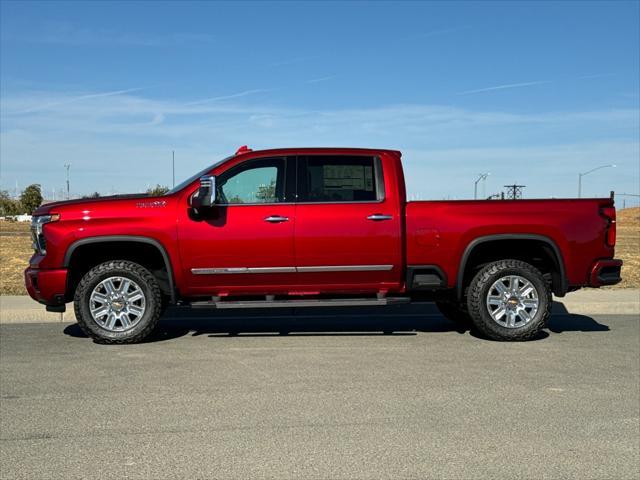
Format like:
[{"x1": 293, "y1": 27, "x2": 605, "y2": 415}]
[
  {"x1": 589, "y1": 259, "x2": 623, "y2": 287},
  {"x1": 24, "y1": 267, "x2": 68, "y2": 311}
]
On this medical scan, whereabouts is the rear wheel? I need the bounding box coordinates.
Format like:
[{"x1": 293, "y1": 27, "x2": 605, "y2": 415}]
[
  {"x1": 74, "y1": 260, "x2": 163, "y2": 344},
  {"x1": 467, "y1": 259, "x2": 550, "y2": 341}
]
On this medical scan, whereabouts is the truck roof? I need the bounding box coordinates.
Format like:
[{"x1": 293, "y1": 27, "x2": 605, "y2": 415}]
[{"x1": 233, "y1": 146, "x2": 402, "y2": 158}]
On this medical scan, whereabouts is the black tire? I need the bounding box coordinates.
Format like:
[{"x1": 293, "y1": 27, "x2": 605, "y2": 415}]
[
  {"x1": 435, "y1": 301, "x2": 472, "y2": 325},
  {"x1": 74, "y1": 260, "x2": 163, "y2": 344},
  {"x1": 467, "y1": 259, "x2": 551, "y2": 341}
]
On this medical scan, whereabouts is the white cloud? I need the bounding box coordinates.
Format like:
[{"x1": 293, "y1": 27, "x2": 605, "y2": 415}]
[
  {"x1": 457, "y1": 81, "x2": 552, "y2": 95},
  {"x1": 305, "y1": 76, "x2": 336, "y2": 84},
  {"x1": 1, "y1": 89, "x2": 638, "y2": 199},
  {"x1": 8, "y1": 87, "x2": 148, "y2": 114},
  {"x1": 184, "y1": 89, "x2": 270, "y2": 106}
]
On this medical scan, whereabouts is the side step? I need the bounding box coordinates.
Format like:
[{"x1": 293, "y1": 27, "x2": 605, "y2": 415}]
[{"x1": 191, "y1": 297, "x2": 411, "y2": 309}]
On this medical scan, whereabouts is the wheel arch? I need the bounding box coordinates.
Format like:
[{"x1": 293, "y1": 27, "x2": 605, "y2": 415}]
[
  {"x1": 64, "y1": 236, "x2": 177, "y2": 303},
  {"x1": 456, "y1": 234, "x2": 567, "y2": 299}
]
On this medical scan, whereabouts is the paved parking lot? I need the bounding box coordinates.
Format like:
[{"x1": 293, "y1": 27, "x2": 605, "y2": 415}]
[{"x1": 1, "y1": 305, "x2": 639, "y2": 479}]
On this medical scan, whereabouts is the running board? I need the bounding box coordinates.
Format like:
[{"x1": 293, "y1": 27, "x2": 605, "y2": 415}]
[{"x1": 191, "y1": 297, "x2": 411, "y2": 309}]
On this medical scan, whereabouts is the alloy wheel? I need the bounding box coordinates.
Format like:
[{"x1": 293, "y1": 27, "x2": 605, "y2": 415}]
[{"x1": 89, "y1": 276, "x2": 146, "y2": 332}]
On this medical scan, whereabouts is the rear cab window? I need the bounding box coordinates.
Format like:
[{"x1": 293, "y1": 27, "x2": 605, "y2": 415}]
[{"x1": 297, "y1": 155, "x2": 383, "y2": 203}]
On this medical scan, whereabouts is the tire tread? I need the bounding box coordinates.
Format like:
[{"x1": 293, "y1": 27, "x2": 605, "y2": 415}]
[
  {"x1": 467, "y1": 259, "x2": 551, "y2": 341},
  {"x1": 73, "y1": 260, "x2": 162, "y2": 344}
]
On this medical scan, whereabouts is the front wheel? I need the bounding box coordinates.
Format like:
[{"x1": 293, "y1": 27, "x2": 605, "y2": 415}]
[
  {"x1": 467, "y1": 259, "x2": 551, "y2": 341},
  {"x1": 74, "y1": 260, "x2": 164, "y2": 344}
]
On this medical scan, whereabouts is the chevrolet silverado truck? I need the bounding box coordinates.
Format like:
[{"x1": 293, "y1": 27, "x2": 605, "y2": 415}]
[{"x1": 25, "y1": 146, "x2": 622, "y2": 343}]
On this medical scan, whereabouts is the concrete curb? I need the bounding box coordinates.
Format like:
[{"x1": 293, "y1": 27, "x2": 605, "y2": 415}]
[
  {"x1": 0, "y1": 296, "x2": 74, "y2": 324},
  {"x1": 1, "y1": 290, "x2": 638, "y2": 324},
  {"x1": 554, "y1": 289, "x2": 639, "y2": 315}
]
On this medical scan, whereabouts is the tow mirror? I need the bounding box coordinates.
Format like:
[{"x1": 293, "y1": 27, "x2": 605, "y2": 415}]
[{"x1": 191, "y1": 175, "x2": 216, "y2": 209}]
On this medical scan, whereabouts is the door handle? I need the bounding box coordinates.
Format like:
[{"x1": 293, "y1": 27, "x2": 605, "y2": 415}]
[
  {"x1": 264, "y1": 215, "x2": 289, "y2": 223},
  {"x1": 367, "y1": 214, "x2": 393, "y2": 221}
]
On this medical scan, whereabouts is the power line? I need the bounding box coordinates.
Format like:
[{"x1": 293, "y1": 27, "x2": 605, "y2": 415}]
[{"x1": 504, "y1": 184, "x2": 526, "y2": 199}]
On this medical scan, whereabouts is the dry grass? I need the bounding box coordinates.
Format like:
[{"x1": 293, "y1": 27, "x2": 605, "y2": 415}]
[
  {"x1": 1, "y1": 208, "x2": 638, "y2": 295},
  {"x1": 614, "y1": 207, "x2": 640, "y2": 289},
  {"x1": 0, "y1": 221, "x2": 32, "y2": 295}
]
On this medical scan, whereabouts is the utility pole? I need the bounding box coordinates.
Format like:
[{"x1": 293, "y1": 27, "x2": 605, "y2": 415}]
[
  {"x1": 578, "y1": 164, "x2": 616, "y2": 198},
  {"x1": 64, "y1": 164, "x2": 71, "y2": 200},
  {"x1": 504, "y1": 184, "x2": 526, "y2": 199},
  {"x1": 474, "y1": 173, "x2": 490, "y2": 200},
  {"x1": 172, "y1": 150, "x2": 175, "y2": 188}
]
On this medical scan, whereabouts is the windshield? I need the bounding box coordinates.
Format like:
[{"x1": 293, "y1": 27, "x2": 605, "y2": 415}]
[{"x1": 165, "y1": 155, "x2": 234, "y2": 195}]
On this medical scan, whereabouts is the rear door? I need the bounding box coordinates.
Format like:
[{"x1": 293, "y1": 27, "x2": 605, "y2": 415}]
[{"x1": 293, "y1": 154, "x2": 403, "y2": 292}]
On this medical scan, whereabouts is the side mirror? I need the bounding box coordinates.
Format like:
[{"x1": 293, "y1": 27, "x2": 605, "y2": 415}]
[{"x1": 191, "y1": 175, "x2": 216, "y2": 209}]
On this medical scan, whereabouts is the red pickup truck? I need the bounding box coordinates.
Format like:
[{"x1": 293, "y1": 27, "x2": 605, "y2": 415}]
[{"x1": 26, "y1": 147, "x2": 621, "y2": 343}]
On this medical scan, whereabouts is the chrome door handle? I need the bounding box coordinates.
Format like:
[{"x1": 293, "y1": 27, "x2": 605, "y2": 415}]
[
  {"x1": 367, "y1": 214, "x2": 393, "y2": 221},
  {"x1": 264, "y1": 215, "x2": 289, "y2": 223}
]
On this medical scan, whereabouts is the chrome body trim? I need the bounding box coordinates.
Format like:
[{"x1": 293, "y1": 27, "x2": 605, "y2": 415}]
[
  {"x1": 296, "y1": 265, "x2": 393, "y2": 273},
  {"x1": 191, "y1": 267, "x2": 297, "y2": 275},
  {"x1": 191, "y1": 265, "x2": 394, "y2": 275}
]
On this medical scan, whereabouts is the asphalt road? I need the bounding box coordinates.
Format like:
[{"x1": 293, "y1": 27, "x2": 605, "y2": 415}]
[{"x1": 1, "y1": 305, "x2": 639, "y2": 479}]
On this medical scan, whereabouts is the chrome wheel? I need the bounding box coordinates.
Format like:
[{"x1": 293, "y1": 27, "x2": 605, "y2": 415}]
[
  {"x1": 486, "y1": 275, "x2": 539, "y2": 328},
  {"x1": 89, "y1": 276, "x2": 146, "y2": 332}
]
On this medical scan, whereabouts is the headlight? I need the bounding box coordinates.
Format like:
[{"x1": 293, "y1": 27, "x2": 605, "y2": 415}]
[{"x1": 30, "y1": 214, "x2": 60, "y2": 255}]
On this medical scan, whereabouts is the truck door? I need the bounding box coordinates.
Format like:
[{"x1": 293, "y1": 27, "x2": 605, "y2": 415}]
[
  {"x1": 293, "y1": 154, "x2": 403, "y2": 292},
  {"x1": 177, "y1": 156, "x2": 296, "y2": 295}
]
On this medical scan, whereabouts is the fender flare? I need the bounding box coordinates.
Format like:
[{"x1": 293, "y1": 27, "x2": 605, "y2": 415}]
[
  {"x1": 456, "y1": 233, "x2": 567, "y2": 299},
  {"x1": 64, "y1": 235, "x2": 177, "y2": 303}
]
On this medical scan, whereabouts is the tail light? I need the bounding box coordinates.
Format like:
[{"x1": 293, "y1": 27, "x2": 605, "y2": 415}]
[{"x1": 600, "y1": 206, "x2": 616, "y2": 247}]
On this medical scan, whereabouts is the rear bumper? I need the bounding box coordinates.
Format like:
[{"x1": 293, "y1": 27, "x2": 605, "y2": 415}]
[
  {"x1": 24, "y1": 267, "x2": 68, "y2": 311},
  {"x1": 589, "y1": 259, "x2": 623, "y2": 287}
]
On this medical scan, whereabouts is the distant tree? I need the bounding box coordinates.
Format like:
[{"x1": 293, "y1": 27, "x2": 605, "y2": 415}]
[
  {"x1": 255, "y1": 180, "x2": 276, "y2": 202},
  {"x1": 228, "y1": 195, "x2": 244, "y2": 204},
  {"x1": 82, "y1": 192, "x2": 101, "y2": 199},
  {"x1": 19, "y1": 184, "x2": 43, "y2": 214},
  {"x1": 147, "y1": 185, "x2": 169, "y2": 196},
  {"x1": 0, "y1": 190, "x2": 21, "y2": 216}
]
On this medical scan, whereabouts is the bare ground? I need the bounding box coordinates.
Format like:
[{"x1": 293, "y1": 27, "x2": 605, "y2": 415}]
[
  {"x1": 0, "y1": 221, "x2": 32, "y2": 295},
  {"x1": 614, "y1": 207, "x2": 640, "y2": 288}
]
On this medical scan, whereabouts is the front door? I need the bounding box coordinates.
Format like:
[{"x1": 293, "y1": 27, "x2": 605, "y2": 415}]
[
  {"x1": 177, "y1": 156, "x2": 296, "y2": 296},
  {"x1": 294, "y1": 154, "x2": 403, "y2": 293}
]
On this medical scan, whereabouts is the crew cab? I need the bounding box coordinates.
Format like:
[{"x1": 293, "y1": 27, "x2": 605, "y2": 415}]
[{"x1": 25, "y1": 147, "x2": 622, "y2": 343}]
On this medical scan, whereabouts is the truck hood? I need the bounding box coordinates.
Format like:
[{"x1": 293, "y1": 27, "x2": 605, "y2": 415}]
[{"x1": 34, "y1": 194, "x2": 158, "y2": 215}]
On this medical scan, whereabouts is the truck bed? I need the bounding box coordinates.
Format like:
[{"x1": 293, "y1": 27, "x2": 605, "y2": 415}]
[{"x1": 405, "y1": 198, "x2": 615, "y2": 289}]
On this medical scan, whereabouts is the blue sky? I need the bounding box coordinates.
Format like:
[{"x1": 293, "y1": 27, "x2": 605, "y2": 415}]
[{"x1": 1, "y1": 1, "x2": 638, "y2": 201}]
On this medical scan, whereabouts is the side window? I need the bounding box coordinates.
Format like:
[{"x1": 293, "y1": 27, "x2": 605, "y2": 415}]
[
  {"x1": 301, "y1": 156, "x2": 378, "y2": 202},
  {"x1": 217, "y1": 157, "x2": 285, "y2": 204}
]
